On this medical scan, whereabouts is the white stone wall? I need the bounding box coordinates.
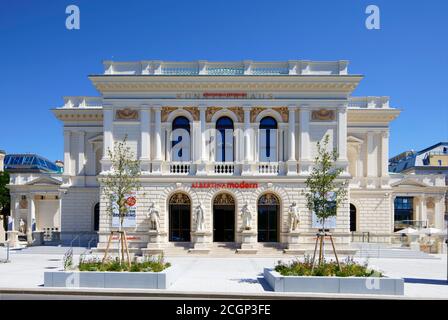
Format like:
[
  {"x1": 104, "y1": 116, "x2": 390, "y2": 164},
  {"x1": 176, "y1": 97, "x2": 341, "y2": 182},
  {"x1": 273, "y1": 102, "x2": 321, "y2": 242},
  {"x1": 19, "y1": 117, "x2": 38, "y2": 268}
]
[
  {"x1": 60, "y1": 187, "x2": 100, "y2": 244},
  {"x1": 97, "y1": 181, "x2": 351, "y2": 249},
  {"x1": 309, "y1": 125, "x2": 336, "y2": 157},
  {"x1": 350, "y1": 190, "x2": 392, "y2": 242},
  {"x1": 113, "y1": 123, "x2": 140, "y2": 158}
]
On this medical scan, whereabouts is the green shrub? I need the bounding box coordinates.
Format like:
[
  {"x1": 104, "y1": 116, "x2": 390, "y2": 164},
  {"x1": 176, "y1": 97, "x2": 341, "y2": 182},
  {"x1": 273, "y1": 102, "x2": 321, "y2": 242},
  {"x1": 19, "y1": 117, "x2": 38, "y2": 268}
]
[
  {"x1": 275, "y1": 256, "x2": 382, "y2": 277},
  {"x1": 78, "y1": 254, "x2": 170, "y2": 272}
]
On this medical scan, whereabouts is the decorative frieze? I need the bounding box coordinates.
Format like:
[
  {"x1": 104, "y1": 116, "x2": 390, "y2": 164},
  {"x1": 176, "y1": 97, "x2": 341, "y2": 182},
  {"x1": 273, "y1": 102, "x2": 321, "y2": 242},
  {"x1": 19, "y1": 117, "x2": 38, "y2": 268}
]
[
  {"x1": 161, "y1": 107, "x2": 177, "y2": 122},
  {"x1": 115, "y1": 108, "x2": 139, "y2": 121},
  {"x1": 184, "y1": 107, "x2": 199, "y2": 121},
  {"x1": 311, "y1": 109, "x2": 335, "y2": 121},
  {"x1": 206, "y1": 107, "x2": 222, "y2": 122}
]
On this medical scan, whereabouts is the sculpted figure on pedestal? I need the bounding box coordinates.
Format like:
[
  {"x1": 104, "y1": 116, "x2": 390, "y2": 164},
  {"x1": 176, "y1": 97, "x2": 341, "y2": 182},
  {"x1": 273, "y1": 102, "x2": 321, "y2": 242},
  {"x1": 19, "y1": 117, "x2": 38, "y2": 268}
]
[
  {"x1": 147, "y1": 202, "x2": 160, "y2": 231},
  {"x1": 241, "y1": 202, "x2": 252, "y2": 230},
  {"x1": 288, "y1": 201, "x2": 300, "y2": 232}
]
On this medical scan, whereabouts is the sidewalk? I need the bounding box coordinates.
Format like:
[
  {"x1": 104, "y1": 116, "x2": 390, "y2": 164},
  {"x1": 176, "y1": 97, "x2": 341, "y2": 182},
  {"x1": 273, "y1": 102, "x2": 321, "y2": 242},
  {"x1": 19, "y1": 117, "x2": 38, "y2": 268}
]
[{"x1": 0, "y1": 247, "x2": 447, "y2": 298}]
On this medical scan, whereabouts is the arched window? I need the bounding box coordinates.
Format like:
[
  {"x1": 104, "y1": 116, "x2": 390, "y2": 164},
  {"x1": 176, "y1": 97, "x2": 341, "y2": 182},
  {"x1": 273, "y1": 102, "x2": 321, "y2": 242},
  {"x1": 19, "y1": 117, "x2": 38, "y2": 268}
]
[
  {"x1": 172, "y1": 116, "x2": 191, "y2": 161},
  {"x1": 216, "y1": 117, "x2": 234, "y2": 162},
  {"x1": 259, "y1": 116, "x2": 278, "y2": 162},
  {"x1": 93, "y1": 203, "x2": 100, "y2": 232}
]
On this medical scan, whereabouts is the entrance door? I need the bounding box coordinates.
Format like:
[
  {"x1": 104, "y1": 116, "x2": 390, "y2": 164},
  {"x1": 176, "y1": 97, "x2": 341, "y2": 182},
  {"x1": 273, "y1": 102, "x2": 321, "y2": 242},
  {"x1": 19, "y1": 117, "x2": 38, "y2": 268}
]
[
  {"x1": 169, "y1": 193, "x2": 191, "y2": 242},
  {"x1": 213, "y1": 193, "x2": 235, "y2": 242},
  {"x1": 258, "y1": 194, "x2": 279, "y2": 242}
]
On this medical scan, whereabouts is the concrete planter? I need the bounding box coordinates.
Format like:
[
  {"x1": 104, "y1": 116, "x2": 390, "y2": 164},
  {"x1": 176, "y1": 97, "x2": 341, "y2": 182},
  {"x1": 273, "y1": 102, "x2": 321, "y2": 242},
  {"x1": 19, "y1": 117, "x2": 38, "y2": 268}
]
[
  {"x1": 45, "y1": 266, "x2": 178, "y2": 289},
  {"x1": 264, "y1": 268, "x2": 404, "y2": 295}
]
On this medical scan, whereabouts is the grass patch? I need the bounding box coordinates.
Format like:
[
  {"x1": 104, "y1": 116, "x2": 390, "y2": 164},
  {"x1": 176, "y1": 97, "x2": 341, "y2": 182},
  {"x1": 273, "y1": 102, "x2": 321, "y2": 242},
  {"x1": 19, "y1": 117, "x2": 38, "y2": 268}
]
[
  {"x1": 78, "y1": 254, "x2": 171, "y2": 272},
  {"x1": 275, "y1": 256, "x2": 382, "y2": 277}
]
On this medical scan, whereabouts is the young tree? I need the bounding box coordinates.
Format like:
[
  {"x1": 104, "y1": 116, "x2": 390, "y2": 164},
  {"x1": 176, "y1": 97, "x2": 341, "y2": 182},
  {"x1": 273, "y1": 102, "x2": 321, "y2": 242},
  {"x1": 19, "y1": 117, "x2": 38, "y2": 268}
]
[
  {"x1": 303, "y1": 135, "x2": 347, "y2": 268},
  {"x1": 100, "y1": 136, "x2": 141, "y2": 266},
  {"x1": 0, "y1": 171, "x2": 11, "y2": 232}
]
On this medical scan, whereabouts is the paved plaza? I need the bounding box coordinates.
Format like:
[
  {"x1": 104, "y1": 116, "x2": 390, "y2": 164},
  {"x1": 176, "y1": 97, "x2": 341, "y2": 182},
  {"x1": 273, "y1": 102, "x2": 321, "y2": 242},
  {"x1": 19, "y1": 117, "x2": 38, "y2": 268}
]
[{"x1": 0, "y1": 246, "x2": 447, "y2": 299}]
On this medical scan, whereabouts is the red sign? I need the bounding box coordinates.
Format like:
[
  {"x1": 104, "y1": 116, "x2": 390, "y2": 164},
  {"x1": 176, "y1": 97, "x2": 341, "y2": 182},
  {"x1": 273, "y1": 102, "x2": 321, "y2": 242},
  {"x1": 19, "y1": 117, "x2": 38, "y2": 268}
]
[
  {"x1": 126, "y1": 196, "x2": 136, "y2": 207},
  {"x1": 203, "y1": 92, "x2": 247, "y2": 99},
  {"x1": 191, "y1": 182, "x2": 258, "y2": 189}
]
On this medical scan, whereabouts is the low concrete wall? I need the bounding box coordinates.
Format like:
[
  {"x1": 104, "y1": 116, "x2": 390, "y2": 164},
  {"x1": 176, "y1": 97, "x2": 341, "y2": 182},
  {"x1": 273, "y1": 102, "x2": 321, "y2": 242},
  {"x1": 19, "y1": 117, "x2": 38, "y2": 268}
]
[
  {"x1": 45, "y1": 266, "x2": 177, "y2": 289},
  {"x1": 264, "y1": 268, "x2": 404, "y2": 295}
]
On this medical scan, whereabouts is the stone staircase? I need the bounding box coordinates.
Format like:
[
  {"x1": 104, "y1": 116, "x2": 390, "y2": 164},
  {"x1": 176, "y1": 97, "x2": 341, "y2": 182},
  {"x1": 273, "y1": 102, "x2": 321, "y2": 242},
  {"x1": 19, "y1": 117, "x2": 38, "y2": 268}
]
[{"x1": 352, "y1": 243, "x2": 439, "y2": 259}]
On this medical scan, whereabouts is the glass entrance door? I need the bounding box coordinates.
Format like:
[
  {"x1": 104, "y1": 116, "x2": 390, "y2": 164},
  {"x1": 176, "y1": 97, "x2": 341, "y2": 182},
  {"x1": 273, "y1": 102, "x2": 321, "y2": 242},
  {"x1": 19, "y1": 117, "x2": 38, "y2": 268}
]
[
  {"x1": 213, "y1": 193, "x2": 235, "y2": 242},
  {"x1": 258, "y1": 194, "x2": 279, "y2": 242}
]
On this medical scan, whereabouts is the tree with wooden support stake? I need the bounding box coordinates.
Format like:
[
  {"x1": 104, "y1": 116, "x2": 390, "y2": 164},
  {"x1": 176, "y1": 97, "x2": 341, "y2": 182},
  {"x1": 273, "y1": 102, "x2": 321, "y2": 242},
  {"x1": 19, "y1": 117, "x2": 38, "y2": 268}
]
[
  {"x1": 302, "y1": 134, "x2": 347, "y2": 271},
  {"x1": 100, "y1": 136, "x2": 141, "y2": 268}
]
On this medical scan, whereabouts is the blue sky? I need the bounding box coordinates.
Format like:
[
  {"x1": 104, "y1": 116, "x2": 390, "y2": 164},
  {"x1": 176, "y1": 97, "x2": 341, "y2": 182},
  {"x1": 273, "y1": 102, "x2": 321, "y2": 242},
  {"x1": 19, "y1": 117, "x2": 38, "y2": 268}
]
[{"x1": 0, "y1": 0, "x2": 447, "y2": 162}]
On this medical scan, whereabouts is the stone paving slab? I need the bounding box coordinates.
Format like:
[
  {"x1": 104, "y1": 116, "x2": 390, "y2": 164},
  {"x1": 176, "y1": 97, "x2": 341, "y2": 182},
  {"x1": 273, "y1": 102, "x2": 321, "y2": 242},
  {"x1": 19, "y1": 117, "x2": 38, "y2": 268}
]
[{"x1": 0, "y1": 248, "x2": 447, "y2": 298}]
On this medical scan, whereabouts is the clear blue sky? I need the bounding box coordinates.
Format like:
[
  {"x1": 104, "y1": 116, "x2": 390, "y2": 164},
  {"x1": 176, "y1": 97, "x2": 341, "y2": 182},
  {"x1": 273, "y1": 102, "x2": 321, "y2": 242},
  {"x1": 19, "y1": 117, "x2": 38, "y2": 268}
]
[{"x1": 0, "y1": 0, "x2": 447, "y2": 162}]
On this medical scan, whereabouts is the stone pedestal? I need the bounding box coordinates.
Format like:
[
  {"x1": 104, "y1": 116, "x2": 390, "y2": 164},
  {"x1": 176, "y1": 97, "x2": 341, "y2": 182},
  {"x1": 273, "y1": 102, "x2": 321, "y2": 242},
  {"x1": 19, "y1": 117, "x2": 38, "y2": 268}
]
[
  {"x1": 189, "y1": 231, "x2": 211, "y2": 254},
  {"x1": 241, "y1": 162, "x2": 253, "y2": 176},
  {"x1": 151, "y1": 161, "x2": 162, "y2": 175},
  {"x1": 7, "y1": 231, "x2": 19, "y2": 247},
  {"x1": 283, "y1": 231, "x2": 305, "y2": 254},
  {"x1": 143, "y1": 230, "x2": 166, "y2": 255},
  {"x1": 286, "y1": 160, "x2": 298, "y2": 176},
  {"x1": 237, "y1": 230, "x2": 258, "y2": 254},
  {"x1": 196, "y1": 163, "x2": 207, "y2": 176}
]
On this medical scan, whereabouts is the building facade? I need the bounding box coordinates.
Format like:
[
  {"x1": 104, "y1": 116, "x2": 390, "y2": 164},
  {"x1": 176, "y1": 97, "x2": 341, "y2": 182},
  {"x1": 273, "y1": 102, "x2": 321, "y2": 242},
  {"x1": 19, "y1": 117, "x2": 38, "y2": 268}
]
[
  {"x1": 6, "y1": 60, "x2": 447, "y2": 252},
  {"x1": 389, "y1": 142, "x2": 448, "y2": 230}
]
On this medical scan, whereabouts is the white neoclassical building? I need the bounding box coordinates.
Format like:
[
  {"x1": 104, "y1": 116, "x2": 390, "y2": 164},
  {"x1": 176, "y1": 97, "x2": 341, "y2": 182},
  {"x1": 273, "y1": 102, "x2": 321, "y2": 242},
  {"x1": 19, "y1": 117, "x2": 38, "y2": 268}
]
[{"x1": 6, "y1": 60, "x2": 447, "y2": 253}]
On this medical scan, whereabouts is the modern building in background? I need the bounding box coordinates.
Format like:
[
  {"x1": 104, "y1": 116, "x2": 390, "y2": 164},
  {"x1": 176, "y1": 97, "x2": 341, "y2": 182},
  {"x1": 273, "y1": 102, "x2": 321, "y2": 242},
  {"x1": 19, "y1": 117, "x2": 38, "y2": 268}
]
[
  {"x1": 389, "y1": 142, "x2": 448, "y2": 230},
  {"x1": 5, "y1": 154, "x2": 63, "y2": 244},
  {"x1": 5, "y1": 60, "x2": 447, "y2": 253}
]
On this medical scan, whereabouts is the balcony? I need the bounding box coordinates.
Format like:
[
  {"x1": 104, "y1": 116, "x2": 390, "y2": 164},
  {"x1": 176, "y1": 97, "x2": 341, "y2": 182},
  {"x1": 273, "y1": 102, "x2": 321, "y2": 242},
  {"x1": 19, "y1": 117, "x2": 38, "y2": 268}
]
[
  {"x1": 258, "y1": 162, "x2": 280, "y2": 175},
  {"x1": 168, "y1": 162, "x2": 191, "y2": 175},
  {"x1": 138, "y1": 161, "x2": 297, "y2": 176},
  {"x1": 213, "y1": 163, "x2": 235, "y2": 175}
]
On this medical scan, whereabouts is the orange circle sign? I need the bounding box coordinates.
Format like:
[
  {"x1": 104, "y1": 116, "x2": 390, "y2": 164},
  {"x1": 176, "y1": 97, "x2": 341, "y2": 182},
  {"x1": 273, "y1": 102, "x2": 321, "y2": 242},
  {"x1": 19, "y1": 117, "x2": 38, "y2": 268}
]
[{"x1": 126, "y1": 196, "x2": 136, "y2": 207}]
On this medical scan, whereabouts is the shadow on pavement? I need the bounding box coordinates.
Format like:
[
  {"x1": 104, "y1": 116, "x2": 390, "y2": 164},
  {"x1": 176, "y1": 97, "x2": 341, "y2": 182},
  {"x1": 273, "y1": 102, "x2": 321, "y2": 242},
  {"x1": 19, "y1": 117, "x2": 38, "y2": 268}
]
[{"x1": 404, "y1": 278, "x2": 448, "y2": 286}]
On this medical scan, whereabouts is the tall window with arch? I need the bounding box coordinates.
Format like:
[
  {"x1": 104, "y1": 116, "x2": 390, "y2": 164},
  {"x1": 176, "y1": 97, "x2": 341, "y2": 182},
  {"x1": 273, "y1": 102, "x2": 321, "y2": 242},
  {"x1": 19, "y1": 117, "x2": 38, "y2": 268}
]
[
  {"x1": 216, "y1": 116, "x2": 234, "y2": 162},
  {"x1": 171, "y1": 116, "x2": 191, "y2": 161},
  {"x1": 259, "y1": 116, "x2": 278, "y2": 162}
]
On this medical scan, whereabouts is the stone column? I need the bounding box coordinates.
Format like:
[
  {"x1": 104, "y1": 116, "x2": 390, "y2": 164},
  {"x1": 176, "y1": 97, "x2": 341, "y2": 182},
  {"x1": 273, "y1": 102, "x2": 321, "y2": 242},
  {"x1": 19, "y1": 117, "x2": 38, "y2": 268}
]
[
  {"x1": 287, "y1": 105, "x2": 297, "y2": 175},
  {"x1": 380, "y1": 131, "x2": 390, "y2": 188},
  {"x1": 299, "y1": 106, "x2": 311, "y2": 174},
  {"x1": 288, "y1": 105, "x2": 297, "y2": 161},
  {"x1": 140, "y1": 105, "x2": 151, "y2": 173},
  {"x1": 419, "y1": 196, "x2": 427, "y2": 228},
  {"x1": 242, "y1": 106, "x2": 252, "y2": 175},
  {"x1": 26, "y1": 194, "x2": 36, "y2": 244},
  {"x1": 102, "y1": 107, "x2": 114, "y2": 172},
  {"x1": 152, "y1": 105, "x2": 163, "y2": 174},
  {"x1": 197, "y1": 105, "x2": 207, "y2": 175},
  {"x1": 63, "y1": 130, "x2": 72, "y2": 175},
  {"x1": 434, "y1": 196, "x2": 444, "y2": 229},
  {"x1": 337, "y1": 105, "x2": 348, "y2": 161},
  {"x1": 77, "y1": 131, "x2": 85, "y2": 175}
]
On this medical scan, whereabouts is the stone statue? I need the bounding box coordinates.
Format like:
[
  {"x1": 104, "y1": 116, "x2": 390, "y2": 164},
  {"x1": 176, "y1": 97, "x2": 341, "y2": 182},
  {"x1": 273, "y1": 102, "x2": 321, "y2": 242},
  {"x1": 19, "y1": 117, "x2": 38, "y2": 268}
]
[
  {"x1": 194, "y1": 203, "x2": 205, "y2": 232},
  {"x1": 147, "y1": 202, "x2": 160, "y2": 231},
  {"x1": 19, "y1": 219, "x2": 26, "y2": 235},
  {"x1": 288, "y1": 202, "x2": 300, "y2": 232},
  {"x1": 241, "y1": 202, "x2": 252, "y2": 230}
]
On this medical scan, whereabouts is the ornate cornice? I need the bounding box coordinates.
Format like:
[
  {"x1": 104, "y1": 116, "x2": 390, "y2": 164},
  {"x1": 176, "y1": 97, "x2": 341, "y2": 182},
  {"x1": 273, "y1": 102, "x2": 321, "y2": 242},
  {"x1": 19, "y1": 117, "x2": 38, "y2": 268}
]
[
  {"x1": 89, "y1": 76, "x2": 362, "y2": 94},
  {"x1": 52, "y1": 109, "x2": 103, "y2": 122},
  {"x1": 348, "y1": 109, "x2": 401, "y2": 123}
]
